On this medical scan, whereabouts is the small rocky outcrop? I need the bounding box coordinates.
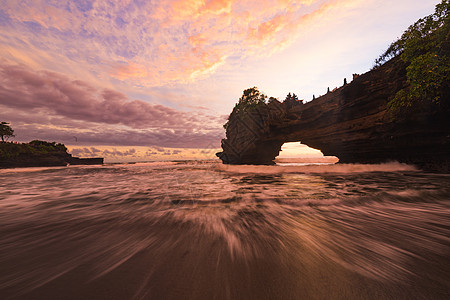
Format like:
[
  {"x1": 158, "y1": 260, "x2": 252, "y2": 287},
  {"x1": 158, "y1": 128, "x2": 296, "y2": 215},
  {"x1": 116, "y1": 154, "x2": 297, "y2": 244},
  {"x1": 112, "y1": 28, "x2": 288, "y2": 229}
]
[{"x1": 217, "y1": 57, "x2": 450, "y2": 172}]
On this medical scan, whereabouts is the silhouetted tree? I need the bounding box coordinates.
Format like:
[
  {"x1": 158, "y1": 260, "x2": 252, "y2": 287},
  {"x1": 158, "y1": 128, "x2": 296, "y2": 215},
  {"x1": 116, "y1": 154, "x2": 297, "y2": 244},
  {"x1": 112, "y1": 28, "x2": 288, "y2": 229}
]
[
  {"x1": 284, "y1": 92, "x2": 302, "y2": 108},
  {"x1": 327, "y1": 87, "x2": 330, "y2": 93},
  {"x1": 293, "y1": 94, "x2": 303, "y2": 104},
  {"x1": 284, "y1": 93, "x2": 292, "y2": 102},
  {"x1": 0, "y1": 122, "x2": 14, "y2": 142},
  {"x1": 344, "y1": 78, "x2": 347, "y2": 85},
  {"x1": 285, "y1": 93, "x2": 300, "y2": 102},
  {"x1": 313, "y1": 95, "x2": 316, "y2": 100}
]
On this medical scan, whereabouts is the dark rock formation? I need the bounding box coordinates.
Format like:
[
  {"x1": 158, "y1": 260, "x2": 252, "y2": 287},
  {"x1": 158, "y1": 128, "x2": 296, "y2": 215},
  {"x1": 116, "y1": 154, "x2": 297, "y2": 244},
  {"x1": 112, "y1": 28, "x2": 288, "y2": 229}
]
[
  {"x1": 217, "y1": 57, "x2": 450, "y2": 172},
  {"x1": 0, "y1": 141, "x2": 103, "y2": 168},
  {"x1": 67, "y1": 157, "x2": 104, "y2": 166}
]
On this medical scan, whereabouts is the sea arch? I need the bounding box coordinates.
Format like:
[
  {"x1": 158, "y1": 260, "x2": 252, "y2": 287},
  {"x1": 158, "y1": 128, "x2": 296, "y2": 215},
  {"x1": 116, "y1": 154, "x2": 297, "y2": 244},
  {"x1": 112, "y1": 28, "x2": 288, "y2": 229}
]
[{"x1": 216, "y1": 57, "x2": 449, "y2": 168}]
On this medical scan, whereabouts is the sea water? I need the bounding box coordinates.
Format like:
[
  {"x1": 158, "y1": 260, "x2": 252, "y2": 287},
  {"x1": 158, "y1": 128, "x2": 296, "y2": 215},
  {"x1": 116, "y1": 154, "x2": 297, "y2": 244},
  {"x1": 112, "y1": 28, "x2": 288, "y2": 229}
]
[{"x1": 0, "y1": 161, "x2": 449, "y2": 299}]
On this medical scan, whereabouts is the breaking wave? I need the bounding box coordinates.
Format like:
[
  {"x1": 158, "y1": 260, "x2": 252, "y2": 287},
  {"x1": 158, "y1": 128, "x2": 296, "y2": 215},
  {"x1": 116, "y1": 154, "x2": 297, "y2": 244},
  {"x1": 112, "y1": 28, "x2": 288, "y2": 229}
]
[{"x1": 216, "y1": 161, "x2": 418, "y2": 174}]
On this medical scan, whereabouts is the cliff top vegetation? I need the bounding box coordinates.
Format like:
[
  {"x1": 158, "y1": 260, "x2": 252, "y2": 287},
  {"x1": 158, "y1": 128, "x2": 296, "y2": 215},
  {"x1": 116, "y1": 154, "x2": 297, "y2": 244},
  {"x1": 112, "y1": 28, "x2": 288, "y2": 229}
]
[
  {"x1": 375, "y1": 0, "x2": 449, "y2": 114},
  {"x1": 223, "y1": 87, "x2": 304, "y2": 129},
  {"x1": 0, "y1": 139, "x2": 67, "y2": 159}
]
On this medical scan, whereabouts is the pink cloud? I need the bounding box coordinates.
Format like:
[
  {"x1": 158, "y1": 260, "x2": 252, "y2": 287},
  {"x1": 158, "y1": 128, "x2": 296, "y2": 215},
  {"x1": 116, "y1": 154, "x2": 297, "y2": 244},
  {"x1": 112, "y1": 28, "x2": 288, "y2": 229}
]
[
  {"x1": 3, "y1": 119, "x2": 223, "y2": 148},
  {"x1": 0, "y1": 63, "x2": 224, "y2": 148},
  {"x1": 0, "y1": 63, "x2": 222, "y2": 130}
]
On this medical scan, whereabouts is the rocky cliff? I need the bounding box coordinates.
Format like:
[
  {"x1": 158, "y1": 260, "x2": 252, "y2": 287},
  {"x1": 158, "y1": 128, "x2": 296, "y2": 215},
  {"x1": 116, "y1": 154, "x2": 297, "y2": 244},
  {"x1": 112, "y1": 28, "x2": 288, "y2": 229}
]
[{"x1": 217, "y1": 57, "x2": 450, "y2": 172}]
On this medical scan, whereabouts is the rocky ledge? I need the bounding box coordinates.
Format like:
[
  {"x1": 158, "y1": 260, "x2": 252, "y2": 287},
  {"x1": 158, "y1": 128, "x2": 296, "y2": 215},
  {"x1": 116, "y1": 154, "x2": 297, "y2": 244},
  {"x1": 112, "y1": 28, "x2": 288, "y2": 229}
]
[{"x1": 216, "y1": 57, "x2": 450, "y2": 172}]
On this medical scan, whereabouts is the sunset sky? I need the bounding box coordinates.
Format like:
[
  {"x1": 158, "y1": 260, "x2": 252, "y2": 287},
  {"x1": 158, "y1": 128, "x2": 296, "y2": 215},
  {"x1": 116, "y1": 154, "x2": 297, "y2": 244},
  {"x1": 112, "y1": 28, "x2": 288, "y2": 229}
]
[{"x1": 0, "y1": 0, "x2": 440, "y2": 161}]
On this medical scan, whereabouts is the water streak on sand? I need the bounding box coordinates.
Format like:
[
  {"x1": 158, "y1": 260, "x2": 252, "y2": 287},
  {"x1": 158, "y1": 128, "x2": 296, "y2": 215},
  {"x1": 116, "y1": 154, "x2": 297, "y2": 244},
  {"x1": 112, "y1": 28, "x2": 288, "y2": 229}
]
[{"x1": 0, "y1": 161, "x2": 448, "y2": 299}]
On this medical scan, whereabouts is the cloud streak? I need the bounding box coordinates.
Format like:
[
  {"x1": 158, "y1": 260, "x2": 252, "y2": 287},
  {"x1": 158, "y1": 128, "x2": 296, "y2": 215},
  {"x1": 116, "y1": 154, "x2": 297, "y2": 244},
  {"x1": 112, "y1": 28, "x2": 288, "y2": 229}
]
[
  {"x1": 0, "y1": 62, "x2": 224, "y2": 148},
  {"x1": 66, "y1": 145, "x2": 220, "y2": 162}
]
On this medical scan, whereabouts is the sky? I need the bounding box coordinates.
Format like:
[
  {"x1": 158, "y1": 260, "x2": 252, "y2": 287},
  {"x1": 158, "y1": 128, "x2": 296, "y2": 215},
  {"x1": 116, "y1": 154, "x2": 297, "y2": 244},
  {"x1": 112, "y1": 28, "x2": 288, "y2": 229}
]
[{"x1": 0, "y1": 0, "x2": 440, "y2": 162}]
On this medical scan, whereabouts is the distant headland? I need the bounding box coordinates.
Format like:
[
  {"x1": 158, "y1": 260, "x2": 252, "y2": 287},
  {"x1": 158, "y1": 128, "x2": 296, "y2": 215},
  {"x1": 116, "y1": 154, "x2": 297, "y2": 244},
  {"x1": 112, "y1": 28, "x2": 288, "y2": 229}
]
[{"x1": 0, "y1": 139, "x2": 103, "y2": 168}]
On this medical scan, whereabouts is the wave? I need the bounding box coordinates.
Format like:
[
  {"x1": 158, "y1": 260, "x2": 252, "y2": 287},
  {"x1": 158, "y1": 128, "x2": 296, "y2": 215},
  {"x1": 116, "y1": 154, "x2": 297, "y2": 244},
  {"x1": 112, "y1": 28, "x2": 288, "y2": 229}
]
[
  {"x1": 216, "y1": 161, "x2": 418, "y2": 174},
  {"x1": 0, "y1": 166, "x2": 68, "y2": 174},
  {"x1": 108, "y1": 161, "x2": 179, "y2": 167}
]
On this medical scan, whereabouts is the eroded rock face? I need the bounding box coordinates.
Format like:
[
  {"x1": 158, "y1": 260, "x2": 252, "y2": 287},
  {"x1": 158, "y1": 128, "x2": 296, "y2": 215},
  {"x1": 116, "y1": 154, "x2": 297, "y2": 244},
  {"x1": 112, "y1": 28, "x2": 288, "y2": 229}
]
[{"x1": 217, "y1": 58, "x2": 450, "y2": 172}]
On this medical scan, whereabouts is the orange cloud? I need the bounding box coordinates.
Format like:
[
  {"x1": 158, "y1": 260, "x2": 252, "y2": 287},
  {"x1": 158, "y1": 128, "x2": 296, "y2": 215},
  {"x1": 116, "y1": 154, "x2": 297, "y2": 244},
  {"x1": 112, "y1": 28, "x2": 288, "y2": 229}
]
[
  {"x1": 170, "y1": 0, "x2": 205, "y2": 19},
  {"x1": 248, "y1": 13, "x2": 289, "y2": 42},
  {"x1": 189, "y1": 53, "x2": 228, "y2": 80},
  {"x1": 170, "y1": 0, "x2": 234, "y2": 18},
  {"x1": 0, "y1": 0, "x2": 361, "y2": 87},
  {"x1": 204, "y1": 0, "x2": 234, "y2": 14},
  {"x1": 111, "y1": 62, "x2": 148, "y2": 80},
  {"x1": 244, "y1": 0, "x2": 363, "y2": 55},
  {"x1": 188, "y1": 34, "x2": 208, "y2": 49}
]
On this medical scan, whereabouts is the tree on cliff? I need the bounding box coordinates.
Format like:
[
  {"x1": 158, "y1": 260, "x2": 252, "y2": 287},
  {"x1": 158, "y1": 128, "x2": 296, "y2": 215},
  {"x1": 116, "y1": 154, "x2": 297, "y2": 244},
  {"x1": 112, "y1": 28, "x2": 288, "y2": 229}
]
[
  {"x1": 223, "y1": 87, "x2": 269, "y2": 129},
  {"x1": 0, "y1": 122, "x2": 14, "y2": 142},
  {"x1": 233, "y1": 87, "x2": 267, "y2": 113},
  {"x1": 375, "y1": 0, "x2": 449, "y2": 113},
  {"x1": 284, "y1": 93, "x2": 299, "y2": 102},
  {"x1": 284, "y1": 93, "x2": 302, "y2": 108}
]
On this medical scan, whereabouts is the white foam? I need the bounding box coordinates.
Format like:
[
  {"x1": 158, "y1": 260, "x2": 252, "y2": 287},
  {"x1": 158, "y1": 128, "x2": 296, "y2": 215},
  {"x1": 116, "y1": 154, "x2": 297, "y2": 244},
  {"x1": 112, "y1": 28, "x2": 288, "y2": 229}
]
[{"x1": 216, "y1": 162, "x2": 418, "y2": 174}]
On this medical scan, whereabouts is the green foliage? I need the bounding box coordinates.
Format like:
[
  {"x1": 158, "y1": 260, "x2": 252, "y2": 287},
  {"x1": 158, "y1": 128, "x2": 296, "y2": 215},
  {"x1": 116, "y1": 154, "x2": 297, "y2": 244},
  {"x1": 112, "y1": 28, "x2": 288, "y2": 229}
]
[
  {"x1": 29, "y1": 140, "x2": 67, "y2": 153},
  {"x1": 376, "y1": 0, "x2": 449, "y2": 66},
  {"x1": 0, "y1": 140, "x2": 68, "y2": 159},
  {"x1": 235, "y1": 87, "x2": 267, "y2": 112},
  {"x1": 223, "y1": 87, "x2": 268, "y2": 129},
  {"x1": 0, "y1": 122, "x2": 15, "y2": 142},
  {"x1": 375, "y1": 0, "x2": 449, "y2": 114}
]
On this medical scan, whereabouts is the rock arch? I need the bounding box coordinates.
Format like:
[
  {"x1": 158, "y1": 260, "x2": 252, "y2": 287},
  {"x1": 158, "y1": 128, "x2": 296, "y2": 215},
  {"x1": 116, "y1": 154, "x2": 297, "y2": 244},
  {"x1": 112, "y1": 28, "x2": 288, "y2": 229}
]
[{"x1": 217, "y1": 58, "x2": 450, "y2": 171}]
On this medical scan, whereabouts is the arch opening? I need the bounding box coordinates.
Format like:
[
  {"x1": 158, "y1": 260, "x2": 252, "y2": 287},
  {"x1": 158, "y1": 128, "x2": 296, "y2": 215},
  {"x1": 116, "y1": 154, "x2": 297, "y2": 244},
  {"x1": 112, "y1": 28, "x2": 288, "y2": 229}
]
[{"x1": 275, "y1": 142, "x2": 339, "y2": 166}]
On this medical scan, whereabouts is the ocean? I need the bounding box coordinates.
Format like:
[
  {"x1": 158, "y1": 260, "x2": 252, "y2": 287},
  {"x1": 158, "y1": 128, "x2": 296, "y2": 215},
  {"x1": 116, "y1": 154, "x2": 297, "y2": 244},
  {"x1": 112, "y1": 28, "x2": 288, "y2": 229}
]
[{"x1": 0, "y1": 161, "x2": 449, "y2": 299}]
